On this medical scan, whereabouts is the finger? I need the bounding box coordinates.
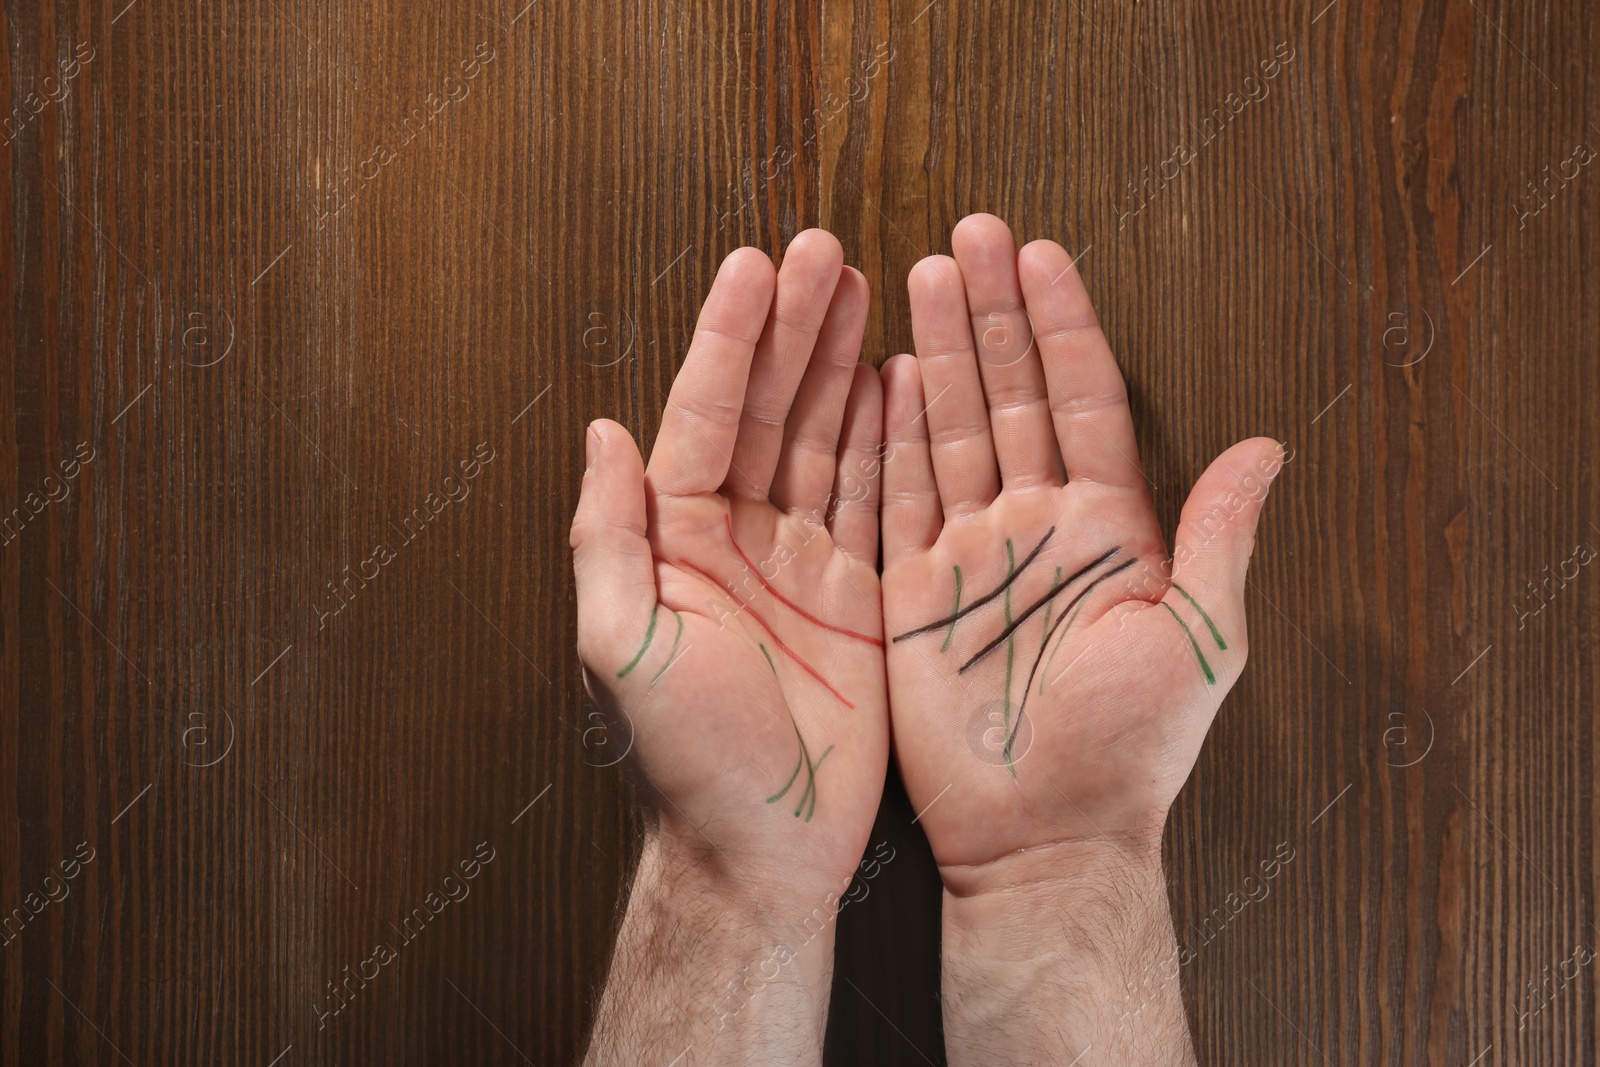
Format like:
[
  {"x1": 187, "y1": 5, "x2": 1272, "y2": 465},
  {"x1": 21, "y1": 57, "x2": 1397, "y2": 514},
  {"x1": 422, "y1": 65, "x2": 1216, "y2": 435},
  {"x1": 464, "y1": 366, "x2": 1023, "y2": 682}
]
[
  {"x1": 769, "y1": 267, "x2": 870, "y2": 518},
  {"x1": 1017, "y1": 240, "x2": 1147, "y2": 491},
  {"x1": 879, "y1": 353, "x2": 942, "y2": 563},
  {"x1": 723, "y1": 230, "x2": 845, "y2": 502},
  {"x1": 646, "y1": 247, "x2": 775, "y2": 497},
  {"x1": 1164, "y1": 437, "x2": 1286, "y2": 673},
  {"x1": 951, "y1": 214, "x2": 1061, "y2": 490},
  {"x1": 571, "y1": 420, "x2": 660, "y2": 677},
  {"x1": 827, "y1": 364, "x2": 884, "y2": 564},
  {"x1": 907, "y1": 255, "x2": 1001, "y2": 517}
]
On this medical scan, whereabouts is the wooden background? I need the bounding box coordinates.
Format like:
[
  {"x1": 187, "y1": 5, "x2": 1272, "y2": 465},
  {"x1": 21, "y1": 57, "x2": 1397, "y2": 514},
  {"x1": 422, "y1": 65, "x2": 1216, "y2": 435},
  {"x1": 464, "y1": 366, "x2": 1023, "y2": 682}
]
[{"x1": 3, "y1": 0, "x2": 1597, "y2": 1062}]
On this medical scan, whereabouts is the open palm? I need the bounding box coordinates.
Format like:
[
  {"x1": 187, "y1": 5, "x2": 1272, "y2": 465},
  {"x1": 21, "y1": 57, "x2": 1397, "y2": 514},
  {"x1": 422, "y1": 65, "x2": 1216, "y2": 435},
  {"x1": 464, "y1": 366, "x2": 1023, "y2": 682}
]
[
  {"x1": 572, "y1": 233, "x2": 890, "y2": 908},
  {"x1": 878, "y1": 216, "x2": 1283, "y2": 888}
]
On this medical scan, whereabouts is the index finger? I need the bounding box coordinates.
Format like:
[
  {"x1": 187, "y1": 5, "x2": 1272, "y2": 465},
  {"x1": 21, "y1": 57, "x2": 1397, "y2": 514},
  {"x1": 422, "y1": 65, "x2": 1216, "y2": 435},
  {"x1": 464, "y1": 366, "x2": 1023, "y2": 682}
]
[
  {"x1": 646, "y1": 247, "x2": 777, "y2": 497},
  {"x1": 1017, "y1": 239, "x2": 1147, "y2": 492}
]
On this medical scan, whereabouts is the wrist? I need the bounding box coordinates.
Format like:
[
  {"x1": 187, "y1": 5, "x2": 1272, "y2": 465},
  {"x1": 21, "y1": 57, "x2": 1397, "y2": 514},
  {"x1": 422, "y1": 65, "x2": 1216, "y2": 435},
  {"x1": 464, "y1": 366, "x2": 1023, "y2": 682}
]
[
  {"x1": 940, "y1": 827, "x2": 1165, "y2": 902},
  {"x1": 939, "y1": 837, "x2": 1196, "y2": 1067},
  {"x1": 646, "y1": 824, "x2": 848, "y2": 963},
  {"x1": 941, "y1": 835, "x2": 1171, "y2": 978},
  {"x1": 584, "y1": 830, "x2": 841, "y2": 1066}
]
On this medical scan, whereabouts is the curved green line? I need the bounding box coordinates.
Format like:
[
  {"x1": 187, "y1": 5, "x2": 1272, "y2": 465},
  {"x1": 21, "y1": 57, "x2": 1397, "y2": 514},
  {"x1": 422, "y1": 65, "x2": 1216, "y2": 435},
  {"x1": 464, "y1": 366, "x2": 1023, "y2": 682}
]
[
  {"x1": 767, "y1": 756, "x2": 803, "y2": 804},
  {"x1": 940, "y1": 566, "x2": 964, "y2": 652},
  {"x1": 793, "y1": 733, "x2": 815, "y2": 817},
  {"x1": 759, "y1": 642, "x2": 778, "y2": 675},
  {"x1": 768, "y1": 715, "x2": 834, "y2": 820},
  {"x1": 615, "y1": 606, "x2": 659, "y2": 678},
  {"x1": 1039, "y1": 566, "x2": 1064, "y2": 638},
  {"x1": 1162, "y1": 602, "x2": 1216, "y2": 684},
  {"x1": 647, "y1": 611, "x2": 685, "y2": 685},
  {"x1": 798, "y1": 744, "x2": 835, "y2": 821},
  {"x1": 767, "y1": 718, "x2": 805, "y2": 804},
  {"x1": 1171, "y1": 582, "x2": 1226, "y2": 649},
  {"x1": 1040, "y1": 599, "x2": 1086, "y2": 695}
]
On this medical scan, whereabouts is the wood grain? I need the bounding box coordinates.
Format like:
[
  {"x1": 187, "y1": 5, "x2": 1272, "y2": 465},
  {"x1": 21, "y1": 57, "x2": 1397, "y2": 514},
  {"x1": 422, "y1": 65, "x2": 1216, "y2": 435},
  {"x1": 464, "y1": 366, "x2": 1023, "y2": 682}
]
[{"x1": 3, "y1": 0, "x2": 1597, "y2": 1063}]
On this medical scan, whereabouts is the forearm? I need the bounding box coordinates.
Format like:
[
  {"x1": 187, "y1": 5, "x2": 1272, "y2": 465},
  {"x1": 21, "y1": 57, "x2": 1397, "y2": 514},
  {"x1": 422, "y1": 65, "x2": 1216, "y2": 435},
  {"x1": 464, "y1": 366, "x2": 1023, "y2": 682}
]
[
  {"x1": 583, "y1": 831, "x2": 837, "y2": 1067},
  {"x1": 940, "y1": 840, "x2": 1196, "y2": 1067}
]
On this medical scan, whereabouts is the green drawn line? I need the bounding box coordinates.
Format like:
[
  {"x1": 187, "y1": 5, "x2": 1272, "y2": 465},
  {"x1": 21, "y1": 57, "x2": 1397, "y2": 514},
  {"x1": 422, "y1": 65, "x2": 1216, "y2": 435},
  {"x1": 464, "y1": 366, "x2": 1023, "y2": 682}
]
[
  {"x1": 940, "y1": 566, "x2": 964, "y2": 651},
  {"x1": 767, "y1": 717, "x2": 834, "y2": 822},
  {"x1": 1040, "y1": 600, "x2": 1088, "y2": 695},
  {"x1": 1003, "y1": 540, "x2": 1016, "y2": 777},
  {"x1": 647, "y1": 611, "x2": 685, "y2": 685},
  {"x1": 759, "y1": 642, "x2": 778, "y2": 675},
  {"x1": 616, "y1": 606, "x2": 659, "y2": 678},
  {"x1": 1162, "y1": 602, "x2": 1216, "y2": 684},
  {"x1": 1171, "y1": 582, "x2": 1226, "y2": 649},
  {"x1": 767, "y1": 719, "x2": 806, "y2": 804},
  {"x1": 796, "y1": 744, "x2": 835, "y2": 821},
  {"x1": 1038, "y1": 566, "x2": 1080, "y2": 694},
  {"x1": 1039, "y1": 566, "x2": 1064, "y2": 638}
]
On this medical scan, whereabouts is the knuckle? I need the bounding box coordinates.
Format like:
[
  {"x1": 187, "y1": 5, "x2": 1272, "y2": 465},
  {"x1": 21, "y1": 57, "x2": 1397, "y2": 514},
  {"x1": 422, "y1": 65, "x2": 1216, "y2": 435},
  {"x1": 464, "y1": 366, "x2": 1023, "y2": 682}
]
[
  {"x1": 672, "y1": 391, "x2": 742, "y2": 427},
  {"x1": 1050, "y1": 388, "x2": 1130, "y2": 420}
]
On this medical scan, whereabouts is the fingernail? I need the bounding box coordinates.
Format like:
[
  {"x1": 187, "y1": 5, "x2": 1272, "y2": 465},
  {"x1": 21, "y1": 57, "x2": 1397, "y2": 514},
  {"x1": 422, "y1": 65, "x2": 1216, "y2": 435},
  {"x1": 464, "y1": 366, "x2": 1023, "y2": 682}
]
[{"x1": 585, "y1": 423, "x2": 601, "y2": 472}]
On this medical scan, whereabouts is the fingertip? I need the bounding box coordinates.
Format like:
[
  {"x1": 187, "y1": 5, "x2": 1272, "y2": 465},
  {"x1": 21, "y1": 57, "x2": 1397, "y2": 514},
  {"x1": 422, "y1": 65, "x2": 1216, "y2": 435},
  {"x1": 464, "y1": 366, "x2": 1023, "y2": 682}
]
[
  {"x1": 586, "y1": 415, "x2": 628, "y2": 451},
  {"x1": 954, "y1": 211, "x2": 1007, "y2": 232},
  {"x1": 838, "y1": 363, "x2": 884, "y2": 449},
  {"x1": 831, "y1": 264, "x2": 872, "y2": 315},
  {"x1": 1224, "y1": 436, "x2": 1290, "y2": 495},
  {"x1": 718, "y1": 245, "x2": 777, "y2": 291},
  {"x1": 839, "y1": 364, "x2": 885, "y2": 469},
  {"x1": 775, "y1": 232, "x2": 846, "y2": 310},
  {"x1": 1017, "y1": 237, "x2": 1067, "y2": 260},
  {"x1": 586, "y1": 418, "x2": 645, "y2": 479},
  {"x1": 785, "y1": 228, "x2": 845, "y2": 267},
  {"x1": 879, "y1": 353, "x2": 923, "y2": 408},
  {"x1": 831, "y1": 364, "x2": 887, "y2": 564},
  {"x1": 951, "y1": 213, "x2": 1017, "y2": 259},
  {"x1": 849, "y1": 361, "x2": 884, "y2": 420},
  {"x1": 573, "y1": 420, "x2": 647, "y2": 555},
  {"x1": 907, "y1": 254, "x2": 961, "y2": 298},
  {"x1": 1016, "y1": 239, "x2": 1075, "y2": 287},
  {"x1": 1171, "y1": 437, "x2": 1287, "y2": 586},
  {"x1": 1257, "y1": 436, "x2": 1289, "y2": 481}
]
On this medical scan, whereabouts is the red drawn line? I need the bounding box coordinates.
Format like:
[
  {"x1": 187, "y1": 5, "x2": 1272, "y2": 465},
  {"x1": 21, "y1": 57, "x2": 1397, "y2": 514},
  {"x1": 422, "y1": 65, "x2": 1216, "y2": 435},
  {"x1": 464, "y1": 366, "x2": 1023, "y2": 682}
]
[
  {"x1": 672, "y1": 557, "x2": 855, "y2": 710},
  {"x1": 723, "y1": 514, "x2": 883, "y2": 648}
]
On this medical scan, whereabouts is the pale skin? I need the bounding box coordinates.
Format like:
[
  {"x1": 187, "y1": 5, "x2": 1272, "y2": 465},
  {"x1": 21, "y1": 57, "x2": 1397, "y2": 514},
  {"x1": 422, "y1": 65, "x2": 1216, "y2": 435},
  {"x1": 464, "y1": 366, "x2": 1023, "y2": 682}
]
[
  {"x1": 573, "y1": 217, "x2": 1282, "y2": 1066},
  {"x1": 573, "y1": 231, "x2": 890, "y2": 1065},
  {"x1": 883, "y1": 214, "x2": 1282, "y2": 1066}
]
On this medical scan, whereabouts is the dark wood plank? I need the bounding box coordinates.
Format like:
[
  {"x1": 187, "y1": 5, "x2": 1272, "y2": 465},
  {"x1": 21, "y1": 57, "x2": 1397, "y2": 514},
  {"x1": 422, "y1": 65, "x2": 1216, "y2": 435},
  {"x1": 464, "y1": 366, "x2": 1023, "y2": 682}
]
[{"x1": 3, "y1": 0, "x2": 819, "y2": 1062}]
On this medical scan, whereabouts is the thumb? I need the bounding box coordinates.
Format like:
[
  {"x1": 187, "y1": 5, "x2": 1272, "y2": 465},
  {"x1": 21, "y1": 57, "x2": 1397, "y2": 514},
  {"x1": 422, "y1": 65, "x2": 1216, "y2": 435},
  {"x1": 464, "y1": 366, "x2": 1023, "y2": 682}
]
[
  {"x1": 1164, "y1": 437, "x2": 1286, "y2": 670},
  {"x1": 570, "y1": 419, "x2": 659, "y2": 676}
]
